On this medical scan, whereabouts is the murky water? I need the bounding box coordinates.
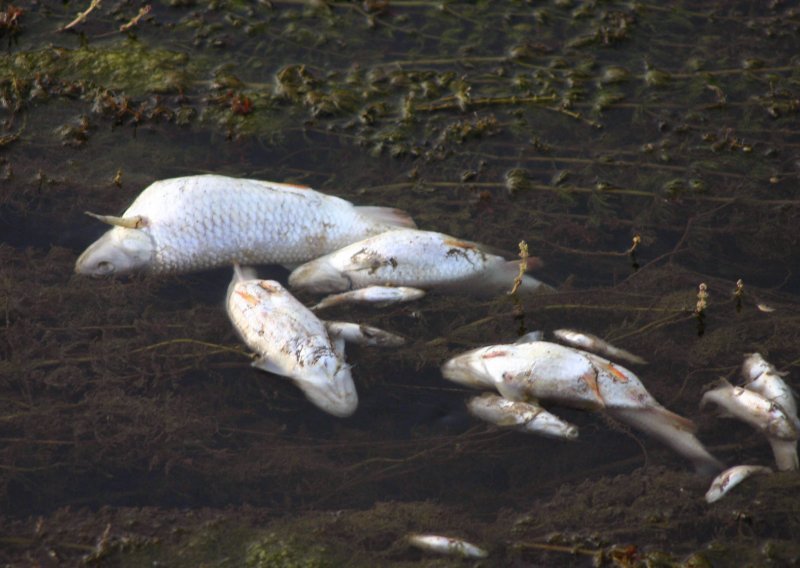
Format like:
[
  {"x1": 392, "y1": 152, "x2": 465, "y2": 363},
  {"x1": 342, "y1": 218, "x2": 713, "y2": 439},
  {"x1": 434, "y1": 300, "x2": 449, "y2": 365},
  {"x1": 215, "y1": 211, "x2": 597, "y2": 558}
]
[{"x1": 2, "y1": 1, "x2": 800, "y2": 565}]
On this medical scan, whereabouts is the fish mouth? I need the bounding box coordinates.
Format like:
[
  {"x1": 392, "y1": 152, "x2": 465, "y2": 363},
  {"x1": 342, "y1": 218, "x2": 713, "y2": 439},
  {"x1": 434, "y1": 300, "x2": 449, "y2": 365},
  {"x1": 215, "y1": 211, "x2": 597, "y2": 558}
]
[
  {"x1": 74, "y1": 229, "x2": 155, "y2": 277},
  {"x1": 295, "y1": 370, "x2": 359, "y2": 417},
  {"x1": 441, "y1": 351, "x2": 496, "y2": 390},
  {"x1": 741, "y1": 352, "x2": 770, "y2": 382}
]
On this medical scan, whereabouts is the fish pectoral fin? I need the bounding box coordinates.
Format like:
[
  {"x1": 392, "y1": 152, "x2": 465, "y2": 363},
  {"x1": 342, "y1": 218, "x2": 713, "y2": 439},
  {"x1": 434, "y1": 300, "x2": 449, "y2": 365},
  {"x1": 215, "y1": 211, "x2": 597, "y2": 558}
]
[
  {"x1": 85, "y1": 211, "x2": 148, "y2": 229},
  {"x1": 251, "y1": 357, "x2": 286, "y2": 376},
  {"x1": 331, "y1": 336, "x2": 346, "y2": 359}
]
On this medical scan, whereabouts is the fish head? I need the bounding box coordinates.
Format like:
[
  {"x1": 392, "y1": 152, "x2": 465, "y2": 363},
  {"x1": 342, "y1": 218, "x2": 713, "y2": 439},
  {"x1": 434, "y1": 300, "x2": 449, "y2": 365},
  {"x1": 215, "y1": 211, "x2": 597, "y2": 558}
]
[
  {"x1": 75, "y1": 228, "x2": 154, "y2": 277},
  {"x1": 742, "y1": 352, "x2": 771, "y2": 382},
  {"x1": 295, "y1": 362, "x2": 358, "y2": 417},
  {"x1": 288, "y1": 258, "x2": 352, "y2": 293},
  {"x1": 441, "y1": 347, "x2": 498, "y2": 390}
]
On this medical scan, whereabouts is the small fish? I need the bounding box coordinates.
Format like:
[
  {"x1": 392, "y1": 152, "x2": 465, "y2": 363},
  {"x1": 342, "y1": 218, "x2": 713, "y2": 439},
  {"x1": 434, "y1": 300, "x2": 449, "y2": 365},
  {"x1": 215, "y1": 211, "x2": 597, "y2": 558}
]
[
  {"x1": 705, "y1": 465, "x2": 773, "y2": 504},
  {"x1": 442, "y1": 338, "x2": 722, "y2": 473},
  {"x1": 323, "y1": 321, "x2": 405, "y2": 348},
  {"x1": 312, "y1": 286, "x2": 426, "y2": 310},
  {"x1": 741, "y1": 353, "x2": 800, "y2": 432},
  {"x1": 467, "y1": 393, "x2": 579, "y2": 440},
  {"x1": 701, "y1": 379, "x2": 798, "y2": 471},
  {"x1": 226, "y1": 269, "x2": 358, "y2": 417},
  {"x1": 76, "y1": 174, "x2": 415, "y2": 277},
  {"x1": 701, "y1": 379, "x2": 798, "y2": 441},
  {"x1": 553, "y1": 329, "x2": 646, "y2": 365},
  {"x1": 407, "y1": 534, "x2": 488, "y2": 559},
  {"x1": 288, "y1": 228, "x2": 551, "y2": 299}
]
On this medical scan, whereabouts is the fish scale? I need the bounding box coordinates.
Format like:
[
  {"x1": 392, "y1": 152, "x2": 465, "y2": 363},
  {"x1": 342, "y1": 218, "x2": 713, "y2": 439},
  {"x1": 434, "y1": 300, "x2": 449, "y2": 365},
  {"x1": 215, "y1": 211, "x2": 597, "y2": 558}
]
[
  {"x1": 76, "y1": 174, "x2": 415, "y2": 276},
  {"x1": 127, "y1": 177, "x2": 384, "y2": 270}
]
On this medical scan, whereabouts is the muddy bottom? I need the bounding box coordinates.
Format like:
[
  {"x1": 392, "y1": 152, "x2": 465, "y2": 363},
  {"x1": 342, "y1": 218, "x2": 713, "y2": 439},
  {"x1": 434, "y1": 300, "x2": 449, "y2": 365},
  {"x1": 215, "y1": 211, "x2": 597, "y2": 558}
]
[{"x1": 3, "y1": 465, "x2": 799, "y2": 567}]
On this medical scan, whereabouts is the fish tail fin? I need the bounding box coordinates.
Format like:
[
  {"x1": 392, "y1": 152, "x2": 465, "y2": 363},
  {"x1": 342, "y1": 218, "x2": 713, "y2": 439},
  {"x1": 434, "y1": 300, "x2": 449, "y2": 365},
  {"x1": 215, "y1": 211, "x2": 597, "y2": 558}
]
[
  {"x1": 355, "y1": 206, "x2": 417, "y2": 229},
  {"x1": 769, "y1": 438, "x2": 799, "y2": 471},
  {"x1": 608, "y1": 407, "x2": 724, "y2": 475}
]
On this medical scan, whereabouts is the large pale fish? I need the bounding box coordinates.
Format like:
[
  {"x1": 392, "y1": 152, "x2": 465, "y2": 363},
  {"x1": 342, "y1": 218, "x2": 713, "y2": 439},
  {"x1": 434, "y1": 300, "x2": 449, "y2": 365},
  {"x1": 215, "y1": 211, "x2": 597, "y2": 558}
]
[
  {"x1": 701, "y1": 378, "x2": 798, "y2": 471},
  {"x1": 442, "y1": 338, "x2": 722, "y2": 473},
  {"x1": 288, "y1": 228, "x2": 550, "y2": 303},
  {"x1": 225, "y1": 269, "x2": 358, "y2": 417},
  {"x1": 75, "y1": 174, "x2": 415, "y2": 276}
]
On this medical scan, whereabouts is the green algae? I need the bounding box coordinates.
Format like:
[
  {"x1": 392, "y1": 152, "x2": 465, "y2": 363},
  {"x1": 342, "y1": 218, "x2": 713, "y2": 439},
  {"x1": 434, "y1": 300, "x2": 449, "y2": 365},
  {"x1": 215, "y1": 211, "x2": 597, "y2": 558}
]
[{"x1": 3, "y1": 43, "x2": 197, "y2": 97}]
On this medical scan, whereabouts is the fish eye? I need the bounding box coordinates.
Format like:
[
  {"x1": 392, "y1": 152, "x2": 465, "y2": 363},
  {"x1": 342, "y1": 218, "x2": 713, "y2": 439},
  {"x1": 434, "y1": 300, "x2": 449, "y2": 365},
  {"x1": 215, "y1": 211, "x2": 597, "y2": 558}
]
[{"x1": 95, "y1": 260, "x2": 114, "y2": 275}]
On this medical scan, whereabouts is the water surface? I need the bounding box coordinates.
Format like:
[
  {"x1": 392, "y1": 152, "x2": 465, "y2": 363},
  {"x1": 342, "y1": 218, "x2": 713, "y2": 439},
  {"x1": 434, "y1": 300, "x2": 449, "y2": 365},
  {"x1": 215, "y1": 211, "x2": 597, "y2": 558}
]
[{"x1": 2, "y1": 1, "x2": 800, "y2": 565}]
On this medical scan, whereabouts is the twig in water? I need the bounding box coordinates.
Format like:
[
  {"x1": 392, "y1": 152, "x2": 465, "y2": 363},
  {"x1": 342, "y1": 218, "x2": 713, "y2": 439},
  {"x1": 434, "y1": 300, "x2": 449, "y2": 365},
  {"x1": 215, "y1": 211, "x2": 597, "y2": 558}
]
[
  {"x1": 60, "y1": 0, "x2": 101, "y2": 32},
  {"x1": 508, "y1": 240, "x2": 529, "y2": 296},
  {"x1": 119, "y1": 5, "x2": 151, "y2": 32}
]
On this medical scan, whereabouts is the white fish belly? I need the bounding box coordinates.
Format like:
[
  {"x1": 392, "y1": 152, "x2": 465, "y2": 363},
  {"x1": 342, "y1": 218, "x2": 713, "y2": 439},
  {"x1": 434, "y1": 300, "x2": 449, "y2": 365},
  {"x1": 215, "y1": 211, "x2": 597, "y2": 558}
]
[
  {"x1": 497, "y1": 342, "x2": 605, "y2": 409},
  {"x1": 227, "y1": 279, "x2": 336, "y2": 378},
  {"x1": 126, "y1": 175, "x2": 404, "y2": 272}
]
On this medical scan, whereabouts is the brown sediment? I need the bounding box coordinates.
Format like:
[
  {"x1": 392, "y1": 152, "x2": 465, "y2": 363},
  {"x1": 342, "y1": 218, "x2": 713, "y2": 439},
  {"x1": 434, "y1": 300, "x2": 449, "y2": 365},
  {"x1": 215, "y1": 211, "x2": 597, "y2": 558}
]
[{"x1": 2, "y1": 0, "x2": 800, "y2": 565}]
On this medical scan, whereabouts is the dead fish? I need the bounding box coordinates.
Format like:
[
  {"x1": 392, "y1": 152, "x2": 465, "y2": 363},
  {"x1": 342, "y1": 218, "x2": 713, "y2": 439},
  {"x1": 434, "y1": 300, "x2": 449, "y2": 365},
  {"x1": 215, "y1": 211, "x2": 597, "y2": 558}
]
[
  {"x1": 701, "y1": 379, "x2": 799, "y2": 471},
  {"x1": 76, "y1": 174, "x2": 415, "y2": 277},
  {"x1": 442, "y1": 339, "x2": 722, "y2": 473},
  {"x1": 467, "y1": 393, "x2": 579, "y2": 440},
  {"x1": 225, "y1": 268, "x2": 358, "y2": 417},
  {"x1": 407, "y1": 534, "x2": 488, "y2": 559},
  {"x1": 741, "y1": 353, "x2": 800, "y2": 432},
  {"x1": 705, "y1": 465, "x2": 773, "y2": 504},
  {"x1": 553, "y1": 329, "x2": 646, "y2": 365},
  {"x1": 288, "y1": 228, "x2": 551, "y2": 303},
  {"x1": 323, "y1": 321, "x2": 405, "y2": 348},
  {"x1": 312, "y1": 286, "x2": 426, "y2": 311},
  {"x1": 701, "y1": 379, "x2": 798, "y2": 440}
]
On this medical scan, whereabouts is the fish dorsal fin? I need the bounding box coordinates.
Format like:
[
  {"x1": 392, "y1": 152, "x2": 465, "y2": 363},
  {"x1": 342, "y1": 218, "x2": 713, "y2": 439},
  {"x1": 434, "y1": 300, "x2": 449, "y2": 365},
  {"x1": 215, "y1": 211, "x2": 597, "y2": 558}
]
[
  {"x1": 85, "y1": 211, "x2": 147, "y2": 229},
  {"x1": 233, "y1": 264, "x2": 258, "y2": 282},
  {"x1": 514, "y1": 331, "x2": 544, "y2": 344}
]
